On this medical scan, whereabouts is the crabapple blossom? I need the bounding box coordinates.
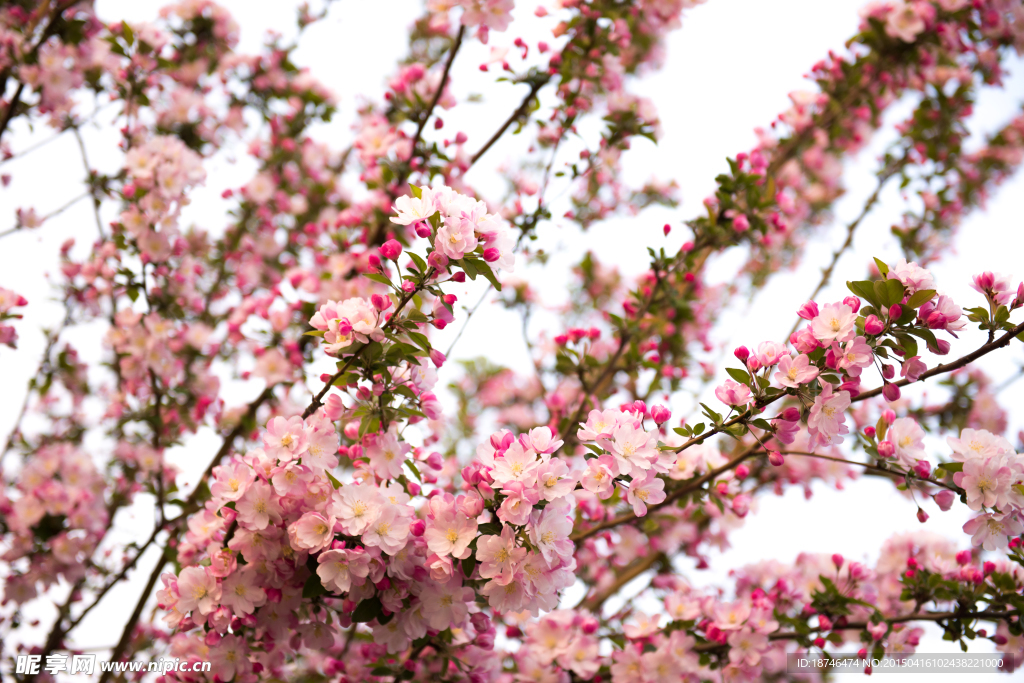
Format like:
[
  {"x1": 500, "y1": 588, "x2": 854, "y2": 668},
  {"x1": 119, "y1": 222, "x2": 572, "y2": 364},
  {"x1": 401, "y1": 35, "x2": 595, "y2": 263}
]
[
  {"x1": 625, "y1": 472, "x2": 667, "y2": 517},
  {"x1": 715, "y1": 378, "x2": 753, "y2": 407},
  {"x1": 774, "y1": 353, "x2": 819, "y2": 388},
  {"x1": 810, "y1": 302, "x2": 857, "y2": 343}
]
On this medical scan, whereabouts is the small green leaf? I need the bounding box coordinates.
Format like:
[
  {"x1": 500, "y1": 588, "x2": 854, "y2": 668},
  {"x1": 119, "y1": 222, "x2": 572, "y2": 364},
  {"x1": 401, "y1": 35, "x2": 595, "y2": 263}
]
[
  {"x1": 873, "y1": 257, "x2": 889, "y2": 276},
  {"x1": 325, "y1": 471, "x2": 343, "y2": 489},
  {"x1": 352, "y1": 596, "x2": 383, "y2": 623},
  {"x1": 410, "y1": 185, "x2": 422, "y2": 199},
  {"x1": 726, "y1": 368, "x2": 752, "y2": 386},
  {"x1": 905, "y1": 289, "x2": 936, "y2": 309},
  {"x1": 364, "y1": 273, "x2": 393, "y2": 287},
  {"x1": 302, "y1": 573, "x2": 328, "y2": 599},
  {"x1": 121, "y1": 20, "x2": 134, "y2": 45}
]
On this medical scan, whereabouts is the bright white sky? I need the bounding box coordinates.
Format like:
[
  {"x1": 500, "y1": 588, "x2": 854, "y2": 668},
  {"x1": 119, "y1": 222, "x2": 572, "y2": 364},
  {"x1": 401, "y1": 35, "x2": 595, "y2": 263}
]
[{"x1": 2, "y1": 0, "x2": 1024, "y2": 676}]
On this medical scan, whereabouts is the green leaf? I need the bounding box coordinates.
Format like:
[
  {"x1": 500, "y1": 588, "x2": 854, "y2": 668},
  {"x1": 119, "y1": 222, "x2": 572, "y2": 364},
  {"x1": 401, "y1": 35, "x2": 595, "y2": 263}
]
[
  {"x1": 302, "y1": 573, "x2": 328, "y2": 599},
  {"x1": 461, "y1": 258, "x2": 479, "y2": 280},
  {"x1": 363, "y1": 273, "x2": 393, "y2": 287},
  {"x1": 938, "y1": 462, "x2": 963, "y2": 473},
  {"x1": 873, "y1": 257, "x2": 889, "y2": 276},
  {"x1": 475, "y1": 260, "x2": 502, "y2": 292},
  {"x1": 352, "y1": 596, "x2": 383, "y2": 623},
  {"x1": 905, "y1": 289, "x2": 936, "y2": 309},
  {"x1": 410, "y1": 185, "x2": 422, "y2": 199},
  {"x1": 121, "y1": 20, "x2": 134, "y2": 46},
  {"x1": 880, "y1": 279, "x2": 905, "y2": 308},
  {"x1": 406, "y1": 460, "x2": 422, "y2": 482},
  {"x1": 408, "y1": 252, "x2": 428, "y2": 274},
  {"x1": 477, "y1": 522, "x2": 502, "y2": 536},
  {"x1": 699, "y1": 403, "x2": 722, "y2": 424},
  {"x1": 325, "y1": 471, "x2": 343, "y2": 489},
  {"x1": 726, "y1": 368, "x2": 752, "y2": 386},
  {"x1": 847, "y1": 280, "x2": 878, "y2": 307},
  {"x1": 462, "y1": 555, "x2": 476, "y2": 578},
  {"x1": 303, "y1": 329, "x2": 326, "y2": 337}
]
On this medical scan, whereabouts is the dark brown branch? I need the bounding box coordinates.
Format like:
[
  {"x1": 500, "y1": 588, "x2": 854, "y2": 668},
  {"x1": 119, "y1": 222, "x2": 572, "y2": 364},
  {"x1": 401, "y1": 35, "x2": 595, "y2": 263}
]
[{"x1": 855, "y1": 319, "x2": 1024, "y2": 402}]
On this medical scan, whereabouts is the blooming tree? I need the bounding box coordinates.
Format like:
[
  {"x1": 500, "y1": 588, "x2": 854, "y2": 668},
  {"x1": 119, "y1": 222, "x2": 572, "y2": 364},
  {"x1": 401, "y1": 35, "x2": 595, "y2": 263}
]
[{"x1": 2, "y1": 0, "x2": 1024, "y2": 682}]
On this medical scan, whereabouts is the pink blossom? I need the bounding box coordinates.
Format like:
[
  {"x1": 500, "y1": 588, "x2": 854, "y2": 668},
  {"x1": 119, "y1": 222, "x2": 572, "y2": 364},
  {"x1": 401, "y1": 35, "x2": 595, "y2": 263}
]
[
  {"x1": 424, "y1": 495, "x2": 478, "y2": 558},
  {"x1": 175, "y1": 566, "x2": 221, "y2": 615},
  {"x1": 887, "y1": 258, "x2": 935, "y2": 294},
  {"x1": 527, "y1": 496, "x2": 574, "y2": 564},
  {"x1": 715, "y1": 379, "x2": 753, "y2": 407},
  {"x1": 807, "y1": 383, "x2": 851, "y2": 447},
  {"x1": 947, "y1": 428, "x2": 1013, "y2": 462},
  {"x1": 608, "y1": 421, "x2": 658, "y2": 477},
  {"x1": 477, "y1": 524, "x2": 526, "y2": 583},
  {"x1": 955, "y1": 457, "x2": 1013, "y2": 511},
  {"x1": 581, "y1": 455, "x2": 617, "y2": 499},
  {"x1": 360, "y1": 504, "x2": 411, "y2": 555},
  {"x1": 901, "y1": 355, "x2": 926, "y2": 382},
  {"x1": 811, "y1": 302, "x2": 856, "y2": 343},
  {"x1": 497, "y1": 481, "x2": 540, "y2": 526},
  {"x1": 775, "y1": 354, "x2": 819, "y2": 388},
  {"x1": 885, "y1": 1, "x2": 927, "y2": 42},
  {"x1": 971, "y1": 272, "x2": 1016, "y2": 306},
  {"x1": 220, "y1": 568, "x2": 266, "y2": 616},
  {"x1": 366, "y1": 426, "x2": 410, "y2": 480},
  {"x1": 963, "y1": 513, "x2": 1023, "y2": 551},
  {"x1": 887, "y1": 417, "x2": 926, "y2": 468},
  {"x1": 236, "y1": 480, "x2": 283, "y2": 530},
  {"x1": 288, "y1": 511, "x2": 335, "y2": 552},
  {"x1": 625, "y1": 472, "x2": 666, "y2": 517},
  {"x1": 263, "y1": 415, "x2": 309, "y2": 461},
  {"x1": 316, "y1": 548, "x2": 371, "y2": 593},
  {"x1": 834, "y1": 336, "x2": 872, "y2": 377}
]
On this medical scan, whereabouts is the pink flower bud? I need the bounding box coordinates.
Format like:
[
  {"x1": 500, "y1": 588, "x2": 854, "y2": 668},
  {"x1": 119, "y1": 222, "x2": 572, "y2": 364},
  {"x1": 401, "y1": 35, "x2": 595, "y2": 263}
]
[
  {"x1": 733, "y1": 346, "x2": 750, "y2": 362},
  {"x1": 768, "y1": 451, "x2": 785, "y2": 467},
  {"x1": 797, "y1": 301, "x2": 819, "y2": 320},
  {"x1": 663, "y1": 224, "x2": 671, "y2": 236},
  {"x1": 632, "y1": 400, "x2": 648, "y2": 416},
  {"x1": 402, "y1": 280, "x2": 416, "y2": 293},
  {"x1": 888, "y1": 304, "x2": 902, "y2": 320},
  {"x1": 371, "y1": 294, "x2": 391, "y2": 311},
  {"x1": 367, "y1": 253, "x2": 382, "y2": 270},
  {"x1": 780, "y1": 407, "x2": 801, "y2": 422},
  {"x1": 913, "y1": 460, "x2": 931, "y2": 478},
  {"x1": 731, "y1": 494, "x2": 751, "y2": 517},
  {"x1": 883, "y1": 382, "x2": 901, "y2": 402},
  {"x1": 929, "y1": 338, "x2": 951, "y2": 355},
  {"x1": 732, "y1": 213, "x2": 750, "y2": 231},
  {"x1": 410, "y1": 519, "x2": 426, "y2": 537},
  {"x1": 459, "y1": 491, "x2": 485, "y2": 518},
  {"x1": 451, "y1": 271, "x2": 466, "y2": 283},
  {"x1": 832, "y1": 553, "x2": 844, "y2": 569},
  {"x1": 379, "y1": 239, "x2": 403, "y2": 261},
  {"x1": 877, "y1": 440, "x2": 895, "y2": 458},
  {"x1": 843, "y1": 296, "x2": 861, "y2": 313},
  {"x1": 427, "y1": 251, "x2": 449, "y2": 271},
  {"x1": 984, "y1": 560, "x2": 996, "y2": 575},
  {"x1": 818, "y1": 615, "x2": 833, "y2": 631},
  {"x1": 455, "y1": 132, "x2": 468, "y2": 144},
  {"x1": 864, "y1": 426, "x2": 876, "y2": 438},
  {"x1": 926, "y1": 310, "x2": 946, "y2": 329},
  {"x1": 482, "y1": 247, "x2": 500, "y2": 262},
  {"x1": 650, "y1": 405, "x2": 671, "y2": 424},
  {"x1": 917, "y1": 508, "x2": 929, "y2": 523},
  {"x1": 934, "y1": 490, "x2": 955, "y2": 511},
  {"x1": 735, "y1": 464, "x2": 750, "y2": 479},
  {"x1": 994, "y1": 635, "x2": 1008, "y2": 646},
  {"x1": 415, "y1": 222, "x2": 432, "y2": 238},
  {"x1": 956, "y1": 550, "x2": 971, "y2": 565},
  {"x1": 425, "y1": 451, "x2": 443, "y2": 470},
  {"x1": 864, "y1": 314, "x2": 884, "y2": 335},
  {"x1": 882, "y1": 409, "x2": 896, "y2": 424}
]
